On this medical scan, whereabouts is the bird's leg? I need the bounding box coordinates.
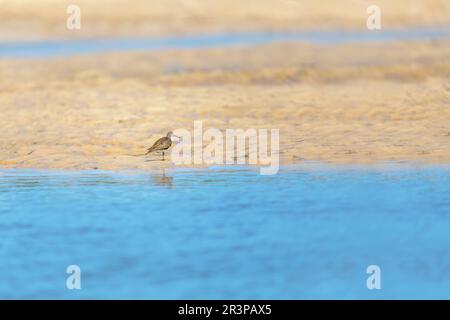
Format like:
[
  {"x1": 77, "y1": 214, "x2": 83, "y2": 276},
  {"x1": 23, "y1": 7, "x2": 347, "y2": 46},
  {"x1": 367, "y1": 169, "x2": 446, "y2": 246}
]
[{"x1": 162, "y1": 151, "x2": 165, "y2": 161}]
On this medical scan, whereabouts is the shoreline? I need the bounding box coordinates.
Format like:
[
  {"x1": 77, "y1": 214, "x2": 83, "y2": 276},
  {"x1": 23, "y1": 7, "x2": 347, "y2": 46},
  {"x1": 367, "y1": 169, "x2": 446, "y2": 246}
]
[
  {"x1": 1, "y1": 160, "x2": 449, "y2": 175},
  {"x1": 0, "y1": 160, "x2": 450, "y2": 178}
]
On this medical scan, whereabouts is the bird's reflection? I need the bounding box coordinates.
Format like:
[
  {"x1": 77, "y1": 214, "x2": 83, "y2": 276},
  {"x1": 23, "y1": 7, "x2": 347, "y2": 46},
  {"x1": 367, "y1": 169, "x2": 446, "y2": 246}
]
[{"x1": 150, "y1": 169, "x2": 173, "y2": 188}]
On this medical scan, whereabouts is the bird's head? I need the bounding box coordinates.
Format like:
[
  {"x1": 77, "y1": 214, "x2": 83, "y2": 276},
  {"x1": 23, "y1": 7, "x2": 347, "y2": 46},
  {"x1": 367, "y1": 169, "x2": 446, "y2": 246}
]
[{"x1": 166, "y1": 131, "x2": 181, "y2": 141}]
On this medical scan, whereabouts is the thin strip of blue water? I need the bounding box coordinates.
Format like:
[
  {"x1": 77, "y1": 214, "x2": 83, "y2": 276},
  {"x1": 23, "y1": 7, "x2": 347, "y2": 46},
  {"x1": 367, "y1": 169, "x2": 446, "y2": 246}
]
[{"x1": 1, "y1": 28, "x2": 450, "y2": 58}]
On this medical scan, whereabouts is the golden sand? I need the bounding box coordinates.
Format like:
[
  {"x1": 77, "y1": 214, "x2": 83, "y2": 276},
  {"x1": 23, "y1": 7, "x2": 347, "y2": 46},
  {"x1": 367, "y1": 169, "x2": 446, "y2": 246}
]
[
  {"x1": 1, "y1": 39, "x2": 449, "y2": 170},
  {"x1": 1, "y1": 0, "x2": 450, "y2": 41}
]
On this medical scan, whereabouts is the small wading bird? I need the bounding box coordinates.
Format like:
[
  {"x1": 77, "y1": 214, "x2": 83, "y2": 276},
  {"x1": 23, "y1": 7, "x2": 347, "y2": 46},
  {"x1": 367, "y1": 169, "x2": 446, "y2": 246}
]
[{"x1": 146, "y1": 131, "x2": 180, "y2": 160}]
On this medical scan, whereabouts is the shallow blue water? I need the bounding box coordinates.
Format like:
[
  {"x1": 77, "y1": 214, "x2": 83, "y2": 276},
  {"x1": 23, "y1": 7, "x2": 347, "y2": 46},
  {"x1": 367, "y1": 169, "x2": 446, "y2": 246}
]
[
  {"x1": 0, "y1": 165, "x2": 449, "y2": 299},
  {"x1": 1, "y1": 28, "x2": 450, "y2": 58}
]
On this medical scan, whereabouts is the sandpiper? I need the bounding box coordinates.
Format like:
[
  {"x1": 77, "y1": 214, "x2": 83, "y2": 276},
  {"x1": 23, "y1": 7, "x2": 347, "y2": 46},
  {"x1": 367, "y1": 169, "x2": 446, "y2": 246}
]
[{"x1": 146, "y1": 131, "x2": 180, "y2": 160}]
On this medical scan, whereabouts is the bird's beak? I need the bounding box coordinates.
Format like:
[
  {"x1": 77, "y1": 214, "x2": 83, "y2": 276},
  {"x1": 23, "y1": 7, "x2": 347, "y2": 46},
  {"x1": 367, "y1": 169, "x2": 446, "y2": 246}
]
[{"x1": 172, "y1": 135, "x2": 181, "y2": 141}]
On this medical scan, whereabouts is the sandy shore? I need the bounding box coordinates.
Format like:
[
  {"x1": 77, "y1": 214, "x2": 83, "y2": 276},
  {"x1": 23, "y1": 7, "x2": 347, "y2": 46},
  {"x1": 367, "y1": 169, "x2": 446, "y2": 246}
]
[
  {"x1": 1, "y1": 0, "x2": 450, "y2": 41},
  {"x1": 1, "y1": 38, "x2": 449, "y2": 170}
]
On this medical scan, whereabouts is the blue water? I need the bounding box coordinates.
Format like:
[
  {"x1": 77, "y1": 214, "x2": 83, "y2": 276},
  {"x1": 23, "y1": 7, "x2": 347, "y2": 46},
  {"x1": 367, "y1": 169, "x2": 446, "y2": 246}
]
[
  {"x1": 1, "y1": 28, "x2": 450, "y2": 58},
  {"x1": 0, "y1": 165, "x2": 449, "y2": 299}
]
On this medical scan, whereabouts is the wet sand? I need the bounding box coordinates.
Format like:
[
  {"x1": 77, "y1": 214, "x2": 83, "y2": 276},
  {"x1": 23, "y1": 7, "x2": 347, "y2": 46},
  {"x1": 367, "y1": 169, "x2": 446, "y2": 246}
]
[{"x1": 1, "y1": 39, "x2": 449, "y2": 170}]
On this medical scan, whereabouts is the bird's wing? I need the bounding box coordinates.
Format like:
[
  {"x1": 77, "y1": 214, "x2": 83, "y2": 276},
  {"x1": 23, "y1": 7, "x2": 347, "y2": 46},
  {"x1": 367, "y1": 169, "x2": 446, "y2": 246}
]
[{"x1": 147, "y1": 137, "x2": 170, "y2": 153}]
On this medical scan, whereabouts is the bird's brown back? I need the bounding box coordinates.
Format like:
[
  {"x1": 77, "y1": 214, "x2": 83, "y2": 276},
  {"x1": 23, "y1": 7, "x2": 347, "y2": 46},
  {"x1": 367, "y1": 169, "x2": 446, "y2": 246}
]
[{"x1": 147, "y1": 137, "x2": 172, "y2": 154}]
